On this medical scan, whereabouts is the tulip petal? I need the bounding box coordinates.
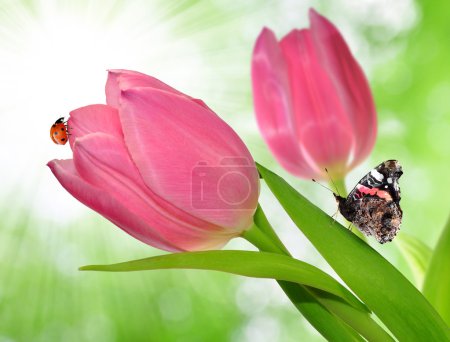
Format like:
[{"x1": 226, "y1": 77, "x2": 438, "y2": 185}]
[
  {"x1": 72, "y1": 133, "x2": 237, "y2": 251},
  {"x1": 280, "y1": 28, "x2": 354, "y2": 178},
  {"x1": 106, "y1": 69, "x2": 209, "y2": 111},
  {"x1": 309, "y1": 9, "x2": 377, "y2": 167},
  {"x1": 47, "y1": 159, "x2": 179, "y2": 251},
  {"x1": 67, "y1": 104, "x2": 123, "y2": 150},
  {"x1": 251, "y1": 28, "x2": 318, "y2": 177},
  {"x1": 118, "y1": 87, "x2": 259, "y2": 230}
]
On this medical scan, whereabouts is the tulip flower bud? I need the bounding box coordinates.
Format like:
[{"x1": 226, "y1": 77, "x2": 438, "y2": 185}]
[
  {"x1": 251, "y1": 9, "x2": 377, "y2": 180},
  {"x1": 48, "y1": 70, "x2": 259, "y2": 252}
]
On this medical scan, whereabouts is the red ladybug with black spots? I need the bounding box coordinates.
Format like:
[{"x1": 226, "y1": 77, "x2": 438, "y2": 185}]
[{"x1": 50, "y1": 117, "x2": 69, "y2": 145}]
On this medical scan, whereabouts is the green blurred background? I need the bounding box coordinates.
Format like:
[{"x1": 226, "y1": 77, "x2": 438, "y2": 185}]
[{"x1": 0, "y1": 0, "x2": 449, "y2": 341}]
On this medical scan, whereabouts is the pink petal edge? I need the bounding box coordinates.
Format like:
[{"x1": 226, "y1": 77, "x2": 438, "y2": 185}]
[
  {"x1": 106, "y1": 69, "x2": 211, "y2": 111},
  {"x1": 67, "y1": 104, "x2": 123, "y2": 150},
  {"x1": 309, "y1": 8, "x2": 377, "y2": 167},
  {"x1": 251, "y1": 28, "x2": 318, "y2": 177},
  {"x1": 47, "y1": 159, "x2": 181, "y2": 251}
]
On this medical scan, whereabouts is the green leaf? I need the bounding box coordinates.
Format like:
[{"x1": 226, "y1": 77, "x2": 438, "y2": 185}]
[
  {"x1": 250, "y1": 207, "x2": 394, "y2": 342},
  {"x1": 245, "y1": 214, "x2": 367, "y2": 341},
  {"x1": 311, "y1": 289, "x2": 394, "y2": 342},
  {"x1": 276, "y1": 281, "x2": 363, "y2": 342},
  {"x1": 257, "y1": 163, "x2": 450, "y2": 341},
  {"x1": 396, "y1": 233, "x2": 432, "y2": 286},
  {"x1": 80, "y1": 250, "x2": 365, "y2": 312},
  {"x1": 423, "y1": 214, "x2": 450, "y2": 326}
]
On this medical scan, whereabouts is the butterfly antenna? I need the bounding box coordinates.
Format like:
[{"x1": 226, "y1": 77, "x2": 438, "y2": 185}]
[
  {"x1": 311, "y1": 178, "x2": 334, "y2": 193},
  {"x1": 325, "y1": 168, "x2": 341, "y2": 197}
]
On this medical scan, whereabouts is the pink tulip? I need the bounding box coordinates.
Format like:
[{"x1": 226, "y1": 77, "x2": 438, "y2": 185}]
[
  {"x1": 251, "y1": 9, "x2": 377, "y2": 180},
  {"x1": 48, "y1": 70, "x2": 259, "y2": 252}
]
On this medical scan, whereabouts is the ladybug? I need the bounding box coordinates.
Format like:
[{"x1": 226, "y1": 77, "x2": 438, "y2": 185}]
[{"x1": 50, "y1": 117, "x2": 69, "y2": 145}]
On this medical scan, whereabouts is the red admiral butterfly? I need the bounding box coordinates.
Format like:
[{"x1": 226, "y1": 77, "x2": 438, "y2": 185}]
[{"x1": 334, "y1": 160, "x2": 403, "y2": 244}]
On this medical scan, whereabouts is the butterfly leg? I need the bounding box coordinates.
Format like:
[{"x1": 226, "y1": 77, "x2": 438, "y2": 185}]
[{"x1": 328, "y1": 208, "x2": 340, "y2": 228}]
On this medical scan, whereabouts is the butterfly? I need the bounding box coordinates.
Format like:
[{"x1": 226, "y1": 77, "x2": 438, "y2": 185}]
[{"x1": 334, "y1": 160, "x2": 403, "y2": 244}]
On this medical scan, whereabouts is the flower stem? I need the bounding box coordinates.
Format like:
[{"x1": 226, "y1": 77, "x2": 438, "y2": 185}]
[
  {"x1": 243, "y1": 223, "x2": 284, "y2": 254},
  {"x1": 331, "y1": 177, "x2": 347, "y2": 199},
  {"x1": 250, "y1": 204, "x2": 290, "y2": 255}
]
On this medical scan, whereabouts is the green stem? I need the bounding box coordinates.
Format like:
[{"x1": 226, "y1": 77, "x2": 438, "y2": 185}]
[
  {"x1": 332, "y1": 178, "x2": 367, "y2": 242},
  {"x1": 244, "y1": 205, "x2": 393, "y2": 342},
  {"x1": 331, "y1": 177, "x2": 347, "y2": 199},
  {"x1": 243, "y1": 224, "x2": 283, "y2": 254},
  {"x1": 247, "y1": 205, "x2": 289, "y2": 255}
]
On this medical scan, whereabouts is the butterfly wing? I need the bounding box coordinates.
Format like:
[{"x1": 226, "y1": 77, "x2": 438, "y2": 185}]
[{"x1": 339, "y1": 160, "x2": 403, "y2": 243}]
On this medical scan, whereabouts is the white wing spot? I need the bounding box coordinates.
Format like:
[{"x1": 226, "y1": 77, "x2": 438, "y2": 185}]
[
  {"x1": 387, "y1": 177, "x2": 393, "y2": 184},
  {"x1": 371, "y1": 169, "x2": 384, "y2": 181}
]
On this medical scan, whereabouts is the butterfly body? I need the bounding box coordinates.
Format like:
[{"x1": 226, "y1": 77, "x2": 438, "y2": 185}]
[{"x1": 335, "y1": 160, "x2": 403, "y2": 244}]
